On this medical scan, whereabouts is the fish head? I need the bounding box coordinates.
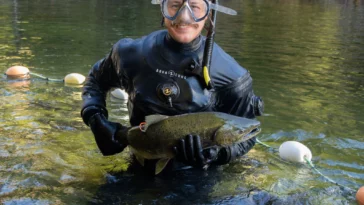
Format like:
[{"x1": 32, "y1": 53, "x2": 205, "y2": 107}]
[{"x1": 214, "y1": 116, "x2": 261, "y2": 145}]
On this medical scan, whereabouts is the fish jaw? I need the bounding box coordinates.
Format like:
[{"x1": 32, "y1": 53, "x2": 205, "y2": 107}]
[
  {"x1": 214, "y1": 122, "x2": 261, "y2": 145},
  {"x1": 239, "y1": 122, "x2": 261, "y2": 139},
  {"x1": 236, "y1": 126, "x2": 261, "y2": 143}
]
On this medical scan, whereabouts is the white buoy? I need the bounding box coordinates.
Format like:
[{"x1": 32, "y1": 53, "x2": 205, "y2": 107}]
[
  {"x1": 279, "y1": 141, "x2": 312, "y2": 163},
  {"x1": 64, "y1": 73, "x2": 86, "y2": 85},
  {"x1": 5, "y1": 66, "x2": 30, "y2": 79},
  {"x1": 110, "y1": 88, "x2": 128, "y2": 100}
]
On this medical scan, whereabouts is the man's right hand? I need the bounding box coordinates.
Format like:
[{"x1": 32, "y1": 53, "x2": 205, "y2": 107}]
[{"x1": 88, "y1": 113, "x2": 128, "y2": 156}]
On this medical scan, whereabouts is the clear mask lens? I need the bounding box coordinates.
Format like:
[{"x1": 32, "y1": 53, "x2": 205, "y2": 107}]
[{"x1": 162, "y1": 0, "x2": 209, "y2": 22}]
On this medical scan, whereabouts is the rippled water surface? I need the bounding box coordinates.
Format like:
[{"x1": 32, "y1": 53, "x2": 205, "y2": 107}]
[{"x1": 1, "y1": 0, "x2": 364, "y2": 204}]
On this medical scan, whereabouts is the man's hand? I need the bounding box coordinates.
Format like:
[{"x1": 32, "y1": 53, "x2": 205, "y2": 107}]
[
  {"x1": 173, "y1": 134, "x2": 221, "y2": 169},
  {"x1": 89, "y1": 113, "x2": 129, "y2": 156},
  {"x1": 173, "y1": 134, "x2": 257, "y2": 168}
]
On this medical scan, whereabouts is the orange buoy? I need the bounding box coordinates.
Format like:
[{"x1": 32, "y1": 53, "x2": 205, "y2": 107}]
[
  {"x1": 5, "y1": 66, "x2": 30, "y2": 79},
  {"x1": 357, "y1": 186, "x2": 364, "y2": 205}
]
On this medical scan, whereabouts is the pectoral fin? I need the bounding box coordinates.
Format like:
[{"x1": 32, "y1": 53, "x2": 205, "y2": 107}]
[
  {"x1": 135, "y1": 154, "x2": 145, "y2": 167},
  {"x1": 155, "y1": 158, "x2": 171, "y2": 175}
]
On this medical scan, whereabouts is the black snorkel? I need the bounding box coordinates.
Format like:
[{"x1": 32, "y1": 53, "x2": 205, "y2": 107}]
[{"x1": 202, "y1": 0, "x2": 218, "y2": 90}]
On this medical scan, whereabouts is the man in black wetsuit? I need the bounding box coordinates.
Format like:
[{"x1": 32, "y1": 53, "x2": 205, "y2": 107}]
[{"x1": 81, "y1": 0, "x2": 264, "y2": 172}]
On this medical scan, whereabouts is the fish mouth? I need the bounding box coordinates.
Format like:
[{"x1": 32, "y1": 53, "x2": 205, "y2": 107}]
[
  {"x1": 238, "y1": 125, "x2": 261, "y2": 142},
  {"x1": 247, "y1": 127, "x2": 261, "y2": 138}
]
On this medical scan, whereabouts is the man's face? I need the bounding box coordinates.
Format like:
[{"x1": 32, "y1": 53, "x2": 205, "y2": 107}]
[{"x1": 163, "y1": 0, "x2": 208, "y2": 44}]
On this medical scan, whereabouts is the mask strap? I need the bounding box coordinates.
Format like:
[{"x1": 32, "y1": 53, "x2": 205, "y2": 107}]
[{"x1": 160, "y1": 16, "x2": 165, "y2": 27}]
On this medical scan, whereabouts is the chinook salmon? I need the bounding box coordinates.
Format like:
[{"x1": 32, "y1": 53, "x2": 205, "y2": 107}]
[{"x1": 120, "y1": 112, "x2": 261, "y2": 174}]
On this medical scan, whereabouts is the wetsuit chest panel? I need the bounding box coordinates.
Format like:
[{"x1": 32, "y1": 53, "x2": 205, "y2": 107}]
[
  {"x1": 126, "y1": 31, "x2": 212, "y2": 116},
  {"x1": 131, "y1": 62, "x2": 211, "y2": 115}
]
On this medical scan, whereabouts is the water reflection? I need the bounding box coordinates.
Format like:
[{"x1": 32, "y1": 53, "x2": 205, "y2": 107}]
[{"x1": 0, "y1": 0, "x2": 364, "y2": 204}]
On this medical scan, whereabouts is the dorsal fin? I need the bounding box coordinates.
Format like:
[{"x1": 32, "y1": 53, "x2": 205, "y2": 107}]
[{"x1": 144, "y1": 114, "x2": 169, "y2": 130}]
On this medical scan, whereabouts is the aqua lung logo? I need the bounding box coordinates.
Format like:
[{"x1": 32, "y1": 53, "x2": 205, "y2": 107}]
[
  {"x1": 163, "y1": 87, "x2": 172, "y2": 96},
  {"x1": 156, "y1": 69, "x2": 187, "y2": 79}
]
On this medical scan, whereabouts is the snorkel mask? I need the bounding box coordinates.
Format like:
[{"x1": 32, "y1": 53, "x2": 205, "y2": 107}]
[{"x1": 152, "y1": 0, "x2": 236, "y2": 24}]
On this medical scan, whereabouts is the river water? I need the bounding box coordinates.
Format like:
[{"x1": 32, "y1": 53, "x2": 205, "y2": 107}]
[{"x1": 0, "y1": 0, "x2": 363, "y2": 204}]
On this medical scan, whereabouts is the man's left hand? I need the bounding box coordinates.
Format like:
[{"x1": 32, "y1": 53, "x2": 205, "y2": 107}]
[{"x1": 173, "y1": 134, "x2": 221, "y2": 169}]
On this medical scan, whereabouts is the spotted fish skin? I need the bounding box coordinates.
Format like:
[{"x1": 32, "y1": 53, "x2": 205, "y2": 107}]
[{"x1": 126, "y1": 112, "x2": 261, "y2": 160}]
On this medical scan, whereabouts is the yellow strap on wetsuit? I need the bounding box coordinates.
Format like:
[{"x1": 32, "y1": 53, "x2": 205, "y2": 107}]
[{"x1": 203, "y1": 65, "x2": 211, "y2": 88}]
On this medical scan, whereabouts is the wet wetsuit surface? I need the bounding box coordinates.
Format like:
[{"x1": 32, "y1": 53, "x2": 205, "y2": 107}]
[{"x1": 82, "y1": 30, "x2": 262, "y2": 172}]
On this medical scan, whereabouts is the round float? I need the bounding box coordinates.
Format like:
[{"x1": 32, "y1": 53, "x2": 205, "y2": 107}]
[
  {"x1": 64, "y1": 73, "x2": 86, "y2": 85},
  {"x1": 5, "y1": 66, "x2": 30, "y2": 79},
  {"x1": 279, "y1": 141, "x2": 312, "y2": 163},
  {"x1": 110, "y1": 88, "x2": 128, "y2": 100},
  {"x1": 357, "y1": 186, "x2": 364, "y2": 205}
]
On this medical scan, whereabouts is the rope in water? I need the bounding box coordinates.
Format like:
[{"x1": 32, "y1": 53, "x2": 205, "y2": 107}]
[
  {"x1": 255, "y1": 138, "x2": 356, "y2": 193},
  {"x1": 29, "y1": 72, "x2": 64, "y2": 82},
  {"x1": 255, "y1": 139, "x2": 274, "y2": 149}
]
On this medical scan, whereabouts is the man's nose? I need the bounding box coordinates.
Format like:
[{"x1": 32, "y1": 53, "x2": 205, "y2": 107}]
[{"x1": 177, "y1": 6, "x2": 192, "y2": 21}]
